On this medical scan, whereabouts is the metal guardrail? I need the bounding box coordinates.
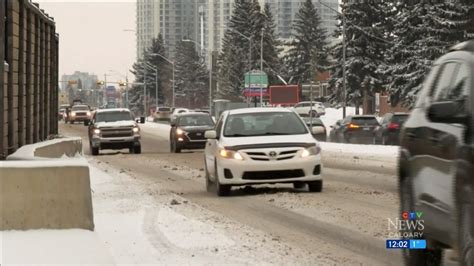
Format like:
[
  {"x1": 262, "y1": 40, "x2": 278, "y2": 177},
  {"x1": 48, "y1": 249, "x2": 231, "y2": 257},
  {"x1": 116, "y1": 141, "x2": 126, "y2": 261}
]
[{"x1": 0, "y1": 0, "x2": 59, "y2": 159}]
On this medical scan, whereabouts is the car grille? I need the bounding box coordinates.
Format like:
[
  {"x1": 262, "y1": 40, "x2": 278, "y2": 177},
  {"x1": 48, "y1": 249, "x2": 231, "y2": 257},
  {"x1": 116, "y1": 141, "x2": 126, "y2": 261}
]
[
  {"x1": 101, "y1": 127, "x2": 133, "y2": 138},
  {"x1": 244, "y1": 150, "x2": 299, "y2": 161},
  {"x1": 75, "y1": 112, "x2": 87, "y2": 116},
  {"x1": 242, "y1": 170, "x2": 305, "y2": 180},
  {"x1": 187, "y1": 131, "x2": 206, "y2": 140}
]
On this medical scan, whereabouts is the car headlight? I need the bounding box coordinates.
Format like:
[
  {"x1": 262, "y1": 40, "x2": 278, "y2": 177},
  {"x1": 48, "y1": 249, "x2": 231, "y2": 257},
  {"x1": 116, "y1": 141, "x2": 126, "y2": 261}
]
[
  {"x1": 87, "y1": 111, "x2": 91, "y2": 116},
  {"x1": 93, "y1": 128, "x2": 101, "y2": 135},
  {"x1": 71, "y1": 112, "x2": 76, "y2": 116},
  {"x1": 176, "y1": 128, "x2": 185, "y2": 135},
  {"x1": 301, "y1": 145, "x2": 321, "y2": 158},
  {"x1": 219, "y1": 149, "x2": 244, "y2": 160},
  {"x1": 132, "y1": 127, "x2": 140, "y2": 133}
]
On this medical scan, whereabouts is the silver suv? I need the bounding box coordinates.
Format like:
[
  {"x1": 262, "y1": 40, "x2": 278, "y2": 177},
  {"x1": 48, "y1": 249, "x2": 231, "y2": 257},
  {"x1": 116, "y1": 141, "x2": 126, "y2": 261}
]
[{"x1": 87, "y1": 109, "x2": 145, "y2": 155}]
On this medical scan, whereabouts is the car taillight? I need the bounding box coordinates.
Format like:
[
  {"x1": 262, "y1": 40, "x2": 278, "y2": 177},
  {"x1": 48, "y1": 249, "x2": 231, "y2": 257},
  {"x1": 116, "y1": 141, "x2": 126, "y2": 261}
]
[
  {"x1": 348, "y1": 123, "x2": 360, "y2": 129},
  {"x1": 388, "y1": 122, "x2": 400, "y2": 130}
]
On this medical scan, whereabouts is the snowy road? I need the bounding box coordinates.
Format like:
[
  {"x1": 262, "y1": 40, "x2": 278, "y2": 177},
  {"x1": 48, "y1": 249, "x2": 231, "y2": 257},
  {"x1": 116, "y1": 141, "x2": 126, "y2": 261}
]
[{"x1": 59, "y1": 122, "x2": 403, "y2": 265}]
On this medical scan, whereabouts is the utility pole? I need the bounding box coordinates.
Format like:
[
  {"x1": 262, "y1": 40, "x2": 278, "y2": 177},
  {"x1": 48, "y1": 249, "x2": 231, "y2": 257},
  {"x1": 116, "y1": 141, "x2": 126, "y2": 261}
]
[
  {"x1": 172, "y1": 64, "x2": 175, "y2": 108},
  {"x1": 155, "y1": 67, "x2": 158, "y2": 107},
  {"x1": 104, "y1": 74, "x2": 107, "y2": 106},
  {"x1": 143, "y1": 70, "x2": 147, "y2": 116},
  {"x1": 125, "y1": 74, "x2": 129, "y2": 108},
  {"x1": 342, "y1": 15, "x2": 347, "y2": 118},
  {"x1": 310, "y1": 81, "x2": 314, "y2": 129},
  {"x1": 209, "y1": 51, "x2": 213, "y2": 112},
  {"x1": 249, "y1": 38, "x2": 252, "y2": 108},
  {"x1": 260, "y1": 28, "x2": 264, "y2": 107}
]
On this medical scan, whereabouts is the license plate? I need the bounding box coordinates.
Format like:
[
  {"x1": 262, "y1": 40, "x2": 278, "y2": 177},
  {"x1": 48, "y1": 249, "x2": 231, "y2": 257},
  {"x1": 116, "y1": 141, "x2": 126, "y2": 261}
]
[
  {"x1": 196, "y1": 133, "x2": 202, "y2": 136},
  {"x1": 363, "y1": 127, "x2": 370, "y2": 131}
]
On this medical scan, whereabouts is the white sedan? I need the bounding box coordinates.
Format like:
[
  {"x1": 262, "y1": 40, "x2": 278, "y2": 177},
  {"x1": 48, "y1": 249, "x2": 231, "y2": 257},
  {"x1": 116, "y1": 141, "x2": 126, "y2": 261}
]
[
  {"x1": 293, "y1": 101, "x2": 326, "y2": 117},
  {"x1": 204, "y1": 108, "x2": 323, "y2": 196}
]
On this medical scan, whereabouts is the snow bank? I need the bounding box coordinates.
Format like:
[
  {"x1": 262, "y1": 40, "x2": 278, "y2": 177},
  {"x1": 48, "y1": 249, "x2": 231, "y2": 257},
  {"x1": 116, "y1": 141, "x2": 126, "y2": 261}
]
[
  {"x1": 321, "y1": 142, "x2": 399, "y2": 175},
  {"x1": 0, "y1": 229, "x2": 114, "y2": 265}
]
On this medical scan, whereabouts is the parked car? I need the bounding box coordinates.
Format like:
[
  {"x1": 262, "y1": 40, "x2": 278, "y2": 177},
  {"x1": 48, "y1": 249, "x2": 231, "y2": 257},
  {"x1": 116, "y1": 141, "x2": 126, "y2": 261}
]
[
  {"x1": 66, "y1": 104, "x2": 91, "y2": 124},
  {"x1": 153, "y1": 107, "x2": 173, "y2": 122},
  {"x1": 399, "y1": 40, "x2": 474, "y2": 265},
  {"x1": 373, "y1": 112, "x2": 409, "y2": 145},
  {"x1": 169, "y1": 112, "x2": 215, "y2": 153},
  {"x1": 331, "y1": 115, "x2": 379, "y2": 144},
  {"x1": 87, "y1": 108, "x2": 145, "y2": 155},
  {"x1": 169, "y1": 108, "x2": 190, "y2": 121},
  {"x1": 204, "y1": 108, "x2": 323, "y2": 196},
  {"x1": 293, "y1": 101, "x2": 326, "y2": 117},
  {"x1": 302, "y1": 117, "x2": 327, "y2": 141}
]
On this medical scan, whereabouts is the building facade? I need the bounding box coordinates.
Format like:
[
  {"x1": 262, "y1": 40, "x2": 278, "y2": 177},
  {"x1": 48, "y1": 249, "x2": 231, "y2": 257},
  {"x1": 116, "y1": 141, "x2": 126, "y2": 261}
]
[
  {"x1": 137, "y1": 0, "x2": 339, "y2": 61},
  {"x1": 136, "y1": 0, "x2": 206, "y2": 59}
]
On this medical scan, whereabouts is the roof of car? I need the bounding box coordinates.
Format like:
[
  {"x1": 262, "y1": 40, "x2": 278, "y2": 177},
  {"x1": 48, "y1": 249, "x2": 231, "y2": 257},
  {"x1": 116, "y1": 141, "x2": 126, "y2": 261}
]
[
  {"x1": 227, "y1": 107, "x2": 293, "y2": 115},
  {"x1": 71, "y1": 104, "x2": 89, "y2": 108},
  {"x1": 95, "y1": 108, "x2": 130, "y2": 113},
  {"x1": 176, "y1": 112, "x2": 210, "y2": 117},
  {"x1": 449, "y1": 40, "x2": 474, "y2": 53}
]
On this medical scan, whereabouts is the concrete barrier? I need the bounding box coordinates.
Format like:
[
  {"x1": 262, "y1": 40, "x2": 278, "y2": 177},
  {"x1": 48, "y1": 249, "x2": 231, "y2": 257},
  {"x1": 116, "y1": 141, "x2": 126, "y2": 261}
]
[
  {"x1": 7, "y1": 137, "x2": 83, "y2": 160},
  {"x1": 0, "y1": 160, "x2": 94, "y2": 231}
]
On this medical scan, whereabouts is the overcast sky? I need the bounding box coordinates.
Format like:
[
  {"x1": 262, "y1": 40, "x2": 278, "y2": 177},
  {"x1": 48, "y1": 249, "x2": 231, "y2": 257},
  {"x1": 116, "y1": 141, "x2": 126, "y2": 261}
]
[{"x1": 36, "y1": 0, "x2": 136, "y2": 81}]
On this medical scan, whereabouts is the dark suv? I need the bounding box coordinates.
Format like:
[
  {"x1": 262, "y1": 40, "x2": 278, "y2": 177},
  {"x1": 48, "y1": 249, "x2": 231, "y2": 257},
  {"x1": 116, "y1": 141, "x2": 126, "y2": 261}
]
[
  {"x1": 373, "y1": 112, "x2": 409, "y2": 145},
  {"x1": 333, "y1": 115, "x2": 380, "y2": 144},
  {"x1": 169, "y1": 112, "x2": 215, "y2": 153},
  {"x1": 399, "y1": 40, "x2": 473, "y2": 265}
]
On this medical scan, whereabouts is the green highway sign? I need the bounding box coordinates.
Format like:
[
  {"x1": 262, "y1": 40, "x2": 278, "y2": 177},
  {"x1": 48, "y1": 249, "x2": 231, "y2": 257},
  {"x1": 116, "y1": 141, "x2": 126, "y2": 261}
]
[{"x1": 244, "y1": 71, "x2": 268, "y2": 88}]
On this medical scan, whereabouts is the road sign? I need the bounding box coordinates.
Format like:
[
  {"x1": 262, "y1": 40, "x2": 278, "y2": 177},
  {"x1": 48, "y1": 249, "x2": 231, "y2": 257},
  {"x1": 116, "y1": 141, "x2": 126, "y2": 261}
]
[{"x1": 244, "y1": 71, "x2": 268, "y2": 88}]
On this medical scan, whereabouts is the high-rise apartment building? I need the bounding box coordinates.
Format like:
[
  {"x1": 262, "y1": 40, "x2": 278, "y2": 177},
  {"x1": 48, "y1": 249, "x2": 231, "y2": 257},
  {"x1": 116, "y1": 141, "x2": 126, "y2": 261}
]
[
  {"x1": 136, "y1": 0, "x2": 206, "y2": 60},
  {"x1": 136, "y1": 0, "x2": 338, "y2": 60},
  {"x1": 264, "y1": 0, "x2": 339, "y2": 40}
]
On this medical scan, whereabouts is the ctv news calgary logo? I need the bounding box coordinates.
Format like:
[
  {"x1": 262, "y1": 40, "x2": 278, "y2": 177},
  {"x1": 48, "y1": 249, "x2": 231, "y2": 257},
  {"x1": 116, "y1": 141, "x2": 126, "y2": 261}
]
[{"x1": 387, "y1": 211, "x2": 425, "y2": 238}]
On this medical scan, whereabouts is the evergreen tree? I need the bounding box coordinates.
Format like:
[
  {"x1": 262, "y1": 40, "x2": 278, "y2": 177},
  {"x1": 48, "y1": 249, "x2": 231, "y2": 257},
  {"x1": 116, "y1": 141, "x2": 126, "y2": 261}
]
[
  {"x1": 218, "y1": 0, "x2": 255, "y2": 99},
  {"x1": 328, "y1": 1, "x2": 387, "y2": 114},
  {"x1": 284, "y1": 0, "x2": 329, "y2": 85},
  {"x1": 129, "y1": 34, "x2": 172, "y2": 114},
  {"x1": 385, "y1": 1, "x2": 471, "y2": 107},
  {"x1": 261, "y1": 3, "x2": 283, "y2": 85},
  {"x1": 174, "y1": 40, "x2": 209, "y2": 108}
]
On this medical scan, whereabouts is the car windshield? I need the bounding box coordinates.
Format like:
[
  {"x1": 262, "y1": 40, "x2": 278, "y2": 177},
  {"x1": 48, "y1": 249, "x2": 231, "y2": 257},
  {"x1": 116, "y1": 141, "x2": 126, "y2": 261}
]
[
  {"x1": 224, "y1": 112, "x2": 308, "y2": 137},
  {"x1": 352, "y1": 117, "x2": 379, "y2": 125},
  {"x1": 178, "y1": 115, "x2": 214, "y2": 127},
  {"x1": 72, "y1": 106, "x2": 89, "y2": 111},
  {"x1": 96, "y1": 111, "x2": 133, "y2": 122},
  {"x1": 392, "y1": 115, "x2": 409, "y2": 124}
]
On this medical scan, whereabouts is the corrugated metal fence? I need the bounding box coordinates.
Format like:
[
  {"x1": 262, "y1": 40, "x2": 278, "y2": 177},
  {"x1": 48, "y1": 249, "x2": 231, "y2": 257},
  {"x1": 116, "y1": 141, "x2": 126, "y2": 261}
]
[{"x1": 0, "y1": 0, "x2": 59, "y2": 159}]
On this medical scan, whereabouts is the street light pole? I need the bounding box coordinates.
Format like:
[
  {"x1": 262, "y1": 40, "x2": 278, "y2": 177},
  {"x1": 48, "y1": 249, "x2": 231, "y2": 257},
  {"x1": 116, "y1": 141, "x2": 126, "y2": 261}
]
[
  {"x1": 144, "y1": 69, "x2": 147, "y2": 116},
  {"x1": 260, "y1": 27, "x2": 264, "y2": 107}
]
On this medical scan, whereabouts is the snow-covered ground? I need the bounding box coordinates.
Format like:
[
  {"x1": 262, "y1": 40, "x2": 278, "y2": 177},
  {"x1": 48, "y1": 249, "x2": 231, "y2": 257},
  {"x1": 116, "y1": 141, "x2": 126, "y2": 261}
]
[{"x1": 89, "y1": 158, "x2": 325, "y2": 265}]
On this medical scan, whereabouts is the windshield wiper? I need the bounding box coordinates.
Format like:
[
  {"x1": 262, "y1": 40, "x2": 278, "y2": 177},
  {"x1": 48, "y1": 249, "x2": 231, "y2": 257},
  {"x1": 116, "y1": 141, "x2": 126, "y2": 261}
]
[{"x1": 225, "y1": 134, "x2": 250, "y2": 137}]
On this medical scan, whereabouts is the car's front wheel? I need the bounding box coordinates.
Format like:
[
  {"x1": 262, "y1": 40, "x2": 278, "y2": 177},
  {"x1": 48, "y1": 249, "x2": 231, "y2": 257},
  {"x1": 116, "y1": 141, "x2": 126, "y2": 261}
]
[
  {"x1": 307, "y1": 180, "x2": 322, "y2": 192},
  {"x1": 215, "y1": 162, "x2": 230, "y2": 197},
  {"x1": 91, "y1": 146, "x2": 99, "y2": 156},
  {"x1": 400, "y1": 175, "x2": 442, "y2": 265},
  {"x1": 456, "y1": 172, "x2": 474, "y2": 266},
  {"x1": 134, "y1": 145, "x2": 142, "y2": 154}
]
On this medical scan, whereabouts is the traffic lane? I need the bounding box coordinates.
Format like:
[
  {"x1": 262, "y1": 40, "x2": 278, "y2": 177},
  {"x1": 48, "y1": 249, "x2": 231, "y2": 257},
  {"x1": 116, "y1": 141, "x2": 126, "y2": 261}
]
[
  {"x1": 59, "y1": 123, "x2": 402, "y2": 265},
  {"x1": 59, "y1": 122, "x2": 397, "y2": 194}
]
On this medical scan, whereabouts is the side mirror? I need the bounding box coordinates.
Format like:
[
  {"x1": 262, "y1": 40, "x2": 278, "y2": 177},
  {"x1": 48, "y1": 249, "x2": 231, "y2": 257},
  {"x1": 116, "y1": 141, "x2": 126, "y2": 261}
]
[
  {"x1": 311, "y1": 126, "x2": 325, "y2": 135},
  {"x1": 330, "y1": 125, "x2": 334, "y2": 128},
  {"x1": 204, "y1": 130, "x2": 217, "y2": 139},
  {"x1": 428, "y1": 101, "x2": 467, "y2": 124},
  {"x1": 136, "y1": 117, "x2": 146, "y2": 124},
  {"x1": 170, "y1": 121, "x2": 176, "y2": 127}
]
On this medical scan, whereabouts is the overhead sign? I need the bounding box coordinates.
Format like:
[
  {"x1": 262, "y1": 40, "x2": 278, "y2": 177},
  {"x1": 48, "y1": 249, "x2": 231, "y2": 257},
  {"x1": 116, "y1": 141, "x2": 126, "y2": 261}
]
[{"x1": 244, "y1": 70, "x2": 268, "y2": 88}]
